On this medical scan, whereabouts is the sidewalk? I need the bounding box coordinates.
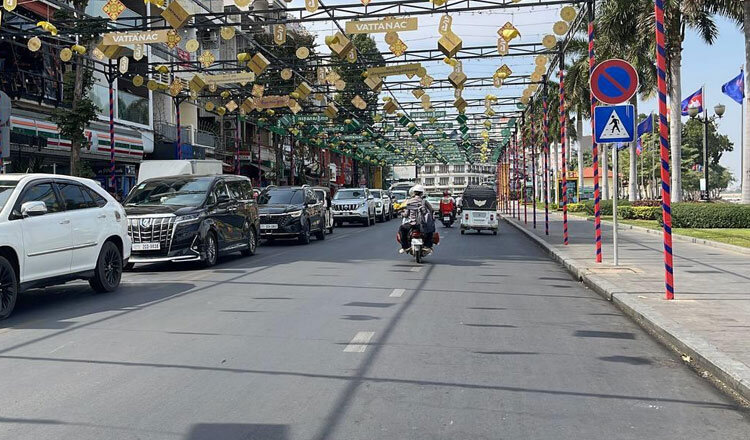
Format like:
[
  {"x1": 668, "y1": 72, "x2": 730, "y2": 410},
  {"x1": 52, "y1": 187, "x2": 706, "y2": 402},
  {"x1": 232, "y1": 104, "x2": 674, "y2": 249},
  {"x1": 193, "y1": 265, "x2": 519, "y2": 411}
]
[{"x1": 501, "y1": 207, "x2": 750, "y2": 404}]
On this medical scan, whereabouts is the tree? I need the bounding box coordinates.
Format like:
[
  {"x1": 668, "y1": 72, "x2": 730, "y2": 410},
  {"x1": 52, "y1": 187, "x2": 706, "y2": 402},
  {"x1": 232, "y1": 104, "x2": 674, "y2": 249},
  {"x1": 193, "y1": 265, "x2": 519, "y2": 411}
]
[
  {"x1": 679, "y1": 116, "x2": 735, "y2": 199},
  {"x1": 51, "y1": 3, "x2": 103, "y2": 177}
]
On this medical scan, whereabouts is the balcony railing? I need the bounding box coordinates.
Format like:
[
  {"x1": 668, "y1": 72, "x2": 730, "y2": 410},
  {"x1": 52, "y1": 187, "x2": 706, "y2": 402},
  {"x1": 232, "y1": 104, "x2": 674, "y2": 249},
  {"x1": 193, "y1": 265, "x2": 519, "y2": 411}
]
[{"x1": 155, "y1": 122, "x2": 192, "y2": 144}]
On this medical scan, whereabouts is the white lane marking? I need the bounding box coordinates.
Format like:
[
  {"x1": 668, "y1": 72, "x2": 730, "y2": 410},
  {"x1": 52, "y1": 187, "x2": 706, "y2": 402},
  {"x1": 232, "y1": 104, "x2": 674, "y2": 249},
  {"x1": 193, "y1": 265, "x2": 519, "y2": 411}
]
[
  {"x1": 389, "y1": 288, "x2": 406, "y2": 298},
  {"x1": 410, "y1": 267, "x2": 422, "y2": 272},
  {"x1": 343, "y1": 331, "x2": 375, "y2": 353}
]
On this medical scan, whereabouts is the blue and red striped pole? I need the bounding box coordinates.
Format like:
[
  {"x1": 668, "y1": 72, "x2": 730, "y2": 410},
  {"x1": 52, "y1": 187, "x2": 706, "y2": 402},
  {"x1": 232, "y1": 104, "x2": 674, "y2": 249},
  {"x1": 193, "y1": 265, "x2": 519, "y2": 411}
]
[
  {"x1": 589, "y1": 0, "x2": 602, "y2": 262},
  {"x1": 543, "y1": 83, "x2": 550, "y2": 236},
  {"x1": 176, "y1": 98, "x2": 182, "y2": 160},
  {"x1": 108, "y1": 74, "x2": 115, "y2": 192},
  {"x1": 655, "y1": 0, "x2": 675, "y2": 300},
  {"x1": 560, "y1": 49, "x2": 568, "y2": 245}
]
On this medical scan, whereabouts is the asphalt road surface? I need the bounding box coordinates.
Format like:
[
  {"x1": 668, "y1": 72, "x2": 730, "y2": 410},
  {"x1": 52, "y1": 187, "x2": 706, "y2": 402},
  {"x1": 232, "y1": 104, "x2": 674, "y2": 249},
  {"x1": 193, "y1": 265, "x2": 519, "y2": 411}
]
[{"x1": 0, "y1": 220, "x2": 748, "y2": 440}]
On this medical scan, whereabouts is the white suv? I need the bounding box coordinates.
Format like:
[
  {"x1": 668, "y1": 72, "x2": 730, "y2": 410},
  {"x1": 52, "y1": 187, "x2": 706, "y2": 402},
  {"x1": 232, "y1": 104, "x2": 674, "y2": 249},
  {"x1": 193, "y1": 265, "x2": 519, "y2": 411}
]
[{"x1": 0, "y1": 174, "x2": 131, "y2": 319}]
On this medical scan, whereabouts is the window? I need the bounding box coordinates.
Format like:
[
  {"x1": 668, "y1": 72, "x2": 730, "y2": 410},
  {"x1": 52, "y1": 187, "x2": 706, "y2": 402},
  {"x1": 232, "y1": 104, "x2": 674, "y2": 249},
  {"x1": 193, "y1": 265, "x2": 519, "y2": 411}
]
[
  {"x1": 453, "y1": 165, "x2": 464, "y2": 173},
  {"x1": 19, "y1": 183, "x2": 62, "y2": 213},
  {"x1": 424, "y1": 178, "x2": 434, "y2": 186},
  {"x1": 240, "y1": 181, "x2": 254, "y2": 200},
  {"x1": 212, "y1": 182, "x2": 230, "y2": 203},
  {"x1": 57, "y1": 183, "x2": 91, "y2": 210},
  {"x1": 454, "y1": 177, "x2": 465, "y2": 185},
  {"x1": 0, "y1": 181, "x2": 19, "y2": 212},
  {"x1": 226, "y1": 180, "x2": 245, "y2": 200},
  {"x1": 439, "y1": 165, "x2": 449, "y2": 173},
  {"x1": 84, "y1": 187, "x2": 109, "y2": 207},
  {"x1": 439, "y1": 177, "x2": 449, "y2": 185},
  {"x1": 423, "y1": 166, "x2": 433, "y2": 174}
]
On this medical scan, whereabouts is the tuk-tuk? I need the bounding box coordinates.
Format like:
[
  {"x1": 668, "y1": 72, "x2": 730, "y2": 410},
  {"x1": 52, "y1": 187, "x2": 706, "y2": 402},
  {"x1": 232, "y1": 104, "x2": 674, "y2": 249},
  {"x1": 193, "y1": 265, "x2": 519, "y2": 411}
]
[{"x1": 460, "y1": 185, "x2": 498, "y2": 235}]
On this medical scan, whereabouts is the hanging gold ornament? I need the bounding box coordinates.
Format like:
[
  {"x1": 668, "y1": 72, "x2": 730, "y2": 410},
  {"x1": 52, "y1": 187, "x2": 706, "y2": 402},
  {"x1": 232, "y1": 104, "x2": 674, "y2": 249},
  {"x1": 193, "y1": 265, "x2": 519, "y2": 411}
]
[
  {"x1": 530, "y1": 71, "x2": 542, "y2": 82},
  {"x1": 384, "y1": 31, "x2": 398, "y2": 45},
  {"x1": 346, "y1": 48, "x2": 357, "y2": 63},
  {"x1": 273, "y1": 24, "x2": 286, "y2": 46},
  {"x1": 438, "y1": 14, "x2": 452, "y2": 36},
  {"x1": 27, "y1": 36, "x2": 42, "y2": 52},
  {"x1": 220, "y1": 90, "x2": 231, "y2": 99},
  {"x1": 132, "y1": 75, "x2": 144, "y2": 87},
  {"x1": 553, "y1": 21, "x2": 568, "y2": 36},
  {"x1": 542, "y1": 35, "x2": 557, "y2": 49},
  {"x1": 305, "y1": 0, "x2": 318, "y2": 12},
  {"x1": 190, "y1": 90, "x2": 198, "y2": 100},
  {"x1": 185, "y1": 39, "x2": 199, "y2": 53},
  {"x1": 198, "y1": 50, "x2": 215, "y2": 68},
  {"x1": 498, "y1": 22, "x2": 520, "y2": 42},
  {"x1": 280, "y1": 68, "x2": 293, "y2": 80},
  {"x1": 146, "y1": 80, "x2": 158, "y2": 91},
  {"x1": 60, "y1": 48, "x2": 73, "y2": 62},
  {"x1": 494, "y1": 64, "x2": 512, "y2": 80},
  {"x1": 220, "y1": 26, "x2": 235, "y2": 40},
  {"x1": 416, "y1": 66, "x2": 427, "y2": 78},
  {"x1": 169, "y1": 79, "x2": 183, "y2": 97},
  {"x1": 361, "y1": 0, "x2": 370, "y2": 5},
  {"x1": 226, "y1": 100, "x2": 238, "y2": 112},
  {"x1": 205, "y1": 101, "x2": 215, "y2": 112},
  {"x1": 133, "y1": 43, "x2": 144, "y2": 60},
  {"x1": 497, "y1": 38, "x2": 509, "y2": 56},
  {"x1": 165, "y1": 29, "x2": 181, "y2": 49},
  {"x1": 3, "y1": 0, "x2": 16, "y2": 12},
  {"x1": 335, "y1": 79, "x2": 346, "y2": 91},
  {"x1": 92, "y1": 47, "x2": 105, "y2": 61},
  {"x1": 295, "y1": 46, "x2": 310, "y2": 59},
  {"x1": 389, "y1": 38, "x2": 407, "y2": 57},
  {"x1": 535, "y1": 55, "x2": 548, "y2": 66},
  {"x1": 234, "y1": 0, "x2": 251, "y2": 7},
  {"x1": 208, "y1": 84, "x2": 217, "y2": 93},
  {"x1": 119, "y1": 56, "x2": 129, "y2": 74},
  {"x1": 561, "y1": 6, "x2": 577, "y2": 22},
  {"x1": 102, "y1": 0, "x2": 126, "y2": 21},
  {"x1": 36, "y1": 21, "x2": 58, "y2": 36}
]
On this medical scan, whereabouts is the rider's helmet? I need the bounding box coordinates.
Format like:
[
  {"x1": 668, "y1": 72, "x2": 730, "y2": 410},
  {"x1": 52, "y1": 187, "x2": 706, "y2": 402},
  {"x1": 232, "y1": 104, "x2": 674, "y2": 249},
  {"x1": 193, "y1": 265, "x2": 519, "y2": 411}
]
[
  {"x1": 443, "y1": 190, "x2": 450, "y2": 197},
  {"x1": 409, "y1": 184, "x2": 425, "y2": 196}
]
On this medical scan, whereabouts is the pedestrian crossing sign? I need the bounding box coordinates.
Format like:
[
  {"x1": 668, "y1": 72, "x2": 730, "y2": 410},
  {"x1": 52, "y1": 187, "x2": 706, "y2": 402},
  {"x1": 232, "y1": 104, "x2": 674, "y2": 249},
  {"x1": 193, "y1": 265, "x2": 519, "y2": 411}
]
[{"x1": 594, "y1": 104, "x2": 635, "y2": 143}]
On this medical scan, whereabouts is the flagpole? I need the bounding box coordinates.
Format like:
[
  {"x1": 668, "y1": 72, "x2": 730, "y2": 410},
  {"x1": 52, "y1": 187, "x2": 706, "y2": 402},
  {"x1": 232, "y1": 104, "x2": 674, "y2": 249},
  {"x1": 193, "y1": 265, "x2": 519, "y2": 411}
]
[{"x1": 742, "y1": 67, "x2": 745, "y2": 194}]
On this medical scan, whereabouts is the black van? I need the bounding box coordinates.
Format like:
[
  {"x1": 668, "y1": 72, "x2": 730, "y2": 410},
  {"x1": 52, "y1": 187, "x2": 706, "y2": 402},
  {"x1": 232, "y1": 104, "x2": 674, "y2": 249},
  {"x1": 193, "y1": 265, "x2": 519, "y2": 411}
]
[{"x1": 123, "y1": 175, "x2": 260, "y2": 267}]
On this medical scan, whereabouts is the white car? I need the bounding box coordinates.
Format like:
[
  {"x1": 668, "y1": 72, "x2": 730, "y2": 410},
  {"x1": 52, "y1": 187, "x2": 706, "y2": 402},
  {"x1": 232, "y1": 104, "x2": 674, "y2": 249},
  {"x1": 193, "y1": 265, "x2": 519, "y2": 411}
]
[
  {"x1": 369, "y1": 189, "x2": 392, "y2": 222},
  {"x1": 0, "y1": 174, "x2": 131, "y2": 319}
]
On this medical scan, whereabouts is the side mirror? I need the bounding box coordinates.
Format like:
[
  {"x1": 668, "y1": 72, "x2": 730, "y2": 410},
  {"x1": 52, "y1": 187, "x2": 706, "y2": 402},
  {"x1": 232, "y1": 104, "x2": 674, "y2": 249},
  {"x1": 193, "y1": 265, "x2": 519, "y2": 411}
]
[
  {"x1": 21, "y1": 201, "x2": 47, "y2": 217},
  {"x1": 368, "y1": 195, "x2": 374, "y2": 200},
  {"x1": 217, "y1": 194, "x2": 231, "y2": 204}
]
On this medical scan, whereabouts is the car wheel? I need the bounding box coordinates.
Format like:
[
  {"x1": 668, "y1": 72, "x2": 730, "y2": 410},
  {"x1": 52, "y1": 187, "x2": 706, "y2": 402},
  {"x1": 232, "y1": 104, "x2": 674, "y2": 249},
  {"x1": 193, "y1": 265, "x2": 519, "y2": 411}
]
[
  {"x1": 493, "y1": 230, "x2": 498, "y2": 235},
  {"x1": 370, "y1": 213, "x2": 376, "y2": 226},
  {"x1": 203, "y1": 231, "x2": 219, "y2": 267},
  {"x1": 0, "y1": 256, "x2": 19, "y2": 320},
  {"x1": 379, "y1": 212, "x2": 386, "y2": 223},
  {"x1": 460, "y1": 229, "x2": 465, "y2": 235},
  {"x1": 298, "y1": 221, "x2": 311, "y2": 244},
  {"x1": 241, "y1": 226, "x2": 257, "y2": 257},
  {"x1": 315, "y1": 226, "x2": 326, "y2": 240},
  {"x1": 89, "y1": 241, "x2": 123, "y2": 293}
]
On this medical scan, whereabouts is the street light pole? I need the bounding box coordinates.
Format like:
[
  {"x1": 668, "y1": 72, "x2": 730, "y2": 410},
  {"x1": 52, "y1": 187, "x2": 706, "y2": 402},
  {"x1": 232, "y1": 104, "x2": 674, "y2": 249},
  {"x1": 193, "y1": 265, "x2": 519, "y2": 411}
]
[{"x1": 689, "y1": 103, "x2": 725, "y2": 201}]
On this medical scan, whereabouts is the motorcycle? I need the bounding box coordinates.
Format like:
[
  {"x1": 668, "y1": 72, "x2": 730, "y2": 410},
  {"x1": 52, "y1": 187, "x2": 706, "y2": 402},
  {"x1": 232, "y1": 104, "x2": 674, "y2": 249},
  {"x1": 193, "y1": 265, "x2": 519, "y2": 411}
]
[
  {"x1": 397, "y1": 228, "x2": 439, "y2": 264},
  {"x1": 440, "y1": 211, "x2": 455, "y2": 228}
]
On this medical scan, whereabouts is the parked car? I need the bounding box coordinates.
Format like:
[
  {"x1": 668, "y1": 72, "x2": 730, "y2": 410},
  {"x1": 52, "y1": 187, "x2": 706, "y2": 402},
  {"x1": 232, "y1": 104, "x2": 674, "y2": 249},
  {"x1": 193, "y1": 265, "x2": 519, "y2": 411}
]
[
  {"x1": 258, "y1": 186, "x2": 326, "y2": 244},
  {"x1": 312, "y1": 186, "x2": 335, "y2": 234},
  {"x1": 369, "y1": 189, "x2": 392, "y2": 222},
  {"x1": 0, "y1": 174, "x2": 131, "y2": 319},
  {"x1": 331, "y1": 188, "x2": 376, "y2": 226},
  {"x1": 123, "y1": 175, "x2": 259, "y2": 267}
]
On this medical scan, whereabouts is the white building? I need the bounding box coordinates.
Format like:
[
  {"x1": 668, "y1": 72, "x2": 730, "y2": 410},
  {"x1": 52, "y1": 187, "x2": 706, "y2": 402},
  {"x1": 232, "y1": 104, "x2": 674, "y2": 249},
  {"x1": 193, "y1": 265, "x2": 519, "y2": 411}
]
[{"x1": 415, "y1": 163, "x2": 496, "y2": 195}]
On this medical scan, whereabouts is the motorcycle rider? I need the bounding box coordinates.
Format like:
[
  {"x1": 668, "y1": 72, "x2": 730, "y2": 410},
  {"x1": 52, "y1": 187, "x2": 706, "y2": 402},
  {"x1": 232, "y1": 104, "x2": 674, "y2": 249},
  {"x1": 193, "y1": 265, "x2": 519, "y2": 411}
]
[
  {"x1": 399, "y1": 184, "x2": 434, "y2": 254},
  {"x1": 439, "y1": 190, "x2": 456, "y2": 223}
]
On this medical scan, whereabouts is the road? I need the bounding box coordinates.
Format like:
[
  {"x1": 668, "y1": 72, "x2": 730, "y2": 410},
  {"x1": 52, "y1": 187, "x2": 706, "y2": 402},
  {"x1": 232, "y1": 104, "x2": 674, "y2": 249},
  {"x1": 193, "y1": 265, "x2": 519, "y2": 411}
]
[{"x1": 0, "y1": 219, "x2": 748, "y2": 439}]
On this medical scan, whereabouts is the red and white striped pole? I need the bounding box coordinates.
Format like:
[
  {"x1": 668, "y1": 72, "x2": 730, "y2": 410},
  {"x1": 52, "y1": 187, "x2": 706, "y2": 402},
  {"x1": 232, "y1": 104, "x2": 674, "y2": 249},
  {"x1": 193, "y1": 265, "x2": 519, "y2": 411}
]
[
  {"x1": 589, "y1": 0, "x2": 602, "y2": 262},
  {"x1": 560, "y1": 49, "x2": 569, "y2": 245},
  {"x1": 654, "y1": 0, "x2": 675, "y2": 299}
]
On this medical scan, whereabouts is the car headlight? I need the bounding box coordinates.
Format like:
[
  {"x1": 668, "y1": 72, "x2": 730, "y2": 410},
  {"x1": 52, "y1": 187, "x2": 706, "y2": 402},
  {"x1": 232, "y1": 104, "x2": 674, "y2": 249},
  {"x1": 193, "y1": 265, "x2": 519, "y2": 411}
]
[
  {"x1": 358, "y1": 202, "x2": 365, "y2": 208},
  {"x1": 289, "y1": 210, "x2": 303, "y2": 218},
  {"x1": 376, "y1": 202, "x2": 382, "y2": 207},
  {"x1": 175, "y1": 213, "x2": 203, "y2": 224}
]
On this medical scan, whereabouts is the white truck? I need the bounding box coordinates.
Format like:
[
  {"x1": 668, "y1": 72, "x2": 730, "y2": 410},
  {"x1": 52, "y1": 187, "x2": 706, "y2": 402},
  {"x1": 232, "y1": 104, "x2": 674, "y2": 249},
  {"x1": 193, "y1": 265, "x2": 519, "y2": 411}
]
[{"x1": 136, "y1": 160, "x2": 224, "y2": 184}]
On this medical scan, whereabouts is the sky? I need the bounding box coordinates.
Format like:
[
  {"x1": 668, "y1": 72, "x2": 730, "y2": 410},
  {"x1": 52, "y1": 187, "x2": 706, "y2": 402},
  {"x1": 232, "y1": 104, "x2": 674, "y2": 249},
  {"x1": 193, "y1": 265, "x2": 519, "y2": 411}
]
[{"x1": 294, "y1": 1, "x2": 746, "y2": 180}]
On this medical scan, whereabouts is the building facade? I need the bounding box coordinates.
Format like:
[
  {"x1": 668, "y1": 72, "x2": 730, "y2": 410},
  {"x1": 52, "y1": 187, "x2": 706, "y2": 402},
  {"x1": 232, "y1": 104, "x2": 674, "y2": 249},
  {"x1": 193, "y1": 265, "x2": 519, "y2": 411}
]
[{"x1": 416, "y1": 163, "x2": 497, "y2": 195}]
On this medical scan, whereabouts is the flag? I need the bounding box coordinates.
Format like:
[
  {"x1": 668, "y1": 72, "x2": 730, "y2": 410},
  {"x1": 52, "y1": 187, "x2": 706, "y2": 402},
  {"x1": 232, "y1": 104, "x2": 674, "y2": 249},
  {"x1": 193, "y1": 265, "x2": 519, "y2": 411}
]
[
  {"x1": 635, "y1": 114, "x2": 653, "y2": 156},
  {"x1": 681, "y1": 88, "x2": 704, "y2": 116},
  {"x1": 721, "y1": 71, "x2": 744, "y2": 105}
]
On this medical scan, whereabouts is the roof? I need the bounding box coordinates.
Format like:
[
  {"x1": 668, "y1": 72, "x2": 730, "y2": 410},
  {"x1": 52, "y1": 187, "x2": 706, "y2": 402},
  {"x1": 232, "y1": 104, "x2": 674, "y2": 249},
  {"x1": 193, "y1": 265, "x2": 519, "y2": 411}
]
[
  {"x1": 0, "y1": 173, "x2": 99, "y2": 185},
  {"x1": 568, "y1": 167, "x2": 615, "y2": 179}
]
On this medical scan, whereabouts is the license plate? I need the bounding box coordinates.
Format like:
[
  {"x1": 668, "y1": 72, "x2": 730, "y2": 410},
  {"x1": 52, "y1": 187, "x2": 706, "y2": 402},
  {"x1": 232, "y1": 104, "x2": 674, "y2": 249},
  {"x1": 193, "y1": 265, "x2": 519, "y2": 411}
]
[
  {"x1": 474, "y1": 212, "x2": 487, "y2": 218},
  {"x1": 133, "y1": 242, "x2": 160, "y2": 251},
  {"x1": 411, "y1": 238, "x2": 423, "y2": 246},
  {"x1": 443, "y1": 216, "x2": 451, "y2": 222},
  {"x1": 261, "y1": 224, "x2": 278, "y2": 230}
]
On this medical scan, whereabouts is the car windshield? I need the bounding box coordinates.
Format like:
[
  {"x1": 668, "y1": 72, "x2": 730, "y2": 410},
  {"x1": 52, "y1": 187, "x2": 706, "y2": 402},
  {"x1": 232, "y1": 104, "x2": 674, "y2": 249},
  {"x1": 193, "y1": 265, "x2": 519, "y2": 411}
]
[
  {"x1": 259, "y1": 189, "x2": 304, "y2": 205},
  {"x1": 392, "y1": 191, "x2": 407, "y2": 201},
  {"x1": 370, "y1": 190, "x2": 382, "y2": 199},
  {"x1": 334, "y1": 189, "x2": 365, "y2": 200},
  {"x1": 0, "y1": 181, "x2": 18, "y2": 211},
  {"x1": 124, "y1": 178, "x2": 211, "y2": 207}
]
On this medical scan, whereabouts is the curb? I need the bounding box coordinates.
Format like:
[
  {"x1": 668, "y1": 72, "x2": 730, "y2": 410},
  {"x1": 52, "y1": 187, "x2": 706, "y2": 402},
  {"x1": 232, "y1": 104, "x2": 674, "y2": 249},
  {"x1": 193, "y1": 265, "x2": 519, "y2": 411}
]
[{"x1": 501, "y1": 214, "x2": 750, "y2": 404}]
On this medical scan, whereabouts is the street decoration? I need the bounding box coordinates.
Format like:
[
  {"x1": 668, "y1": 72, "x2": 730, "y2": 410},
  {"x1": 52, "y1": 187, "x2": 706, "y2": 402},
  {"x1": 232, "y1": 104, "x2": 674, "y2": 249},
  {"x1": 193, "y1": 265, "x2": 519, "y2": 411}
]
[
  {"x1": 3, "y1": 0, "x2": 16, "y2": 12},
  {"x1": 274, "y1": 24, "x2": 286, "y2": 46},
  {"x1": 367, "y1": 63, "x2": 421, "y2": 78},
  {"x1": 133, "y1": 44, "x2": 144, "y2": 60},
  {"x1": 36, "y1": 21, "x2": 57, "y2": 35},
  {"x1": 305, "y1": 0, "x2": 318, "y2": 12},
  {"x1": 198, "y1": 51, "x2": 215, "y2": 68},
  {"x1": 296, "y1": 47, "x2": 310, "y2": 59},
  {"x1": 162, "y1": 1, "x2": 191, "y2": 29},
  {"x1": 102, "y1": 0, "x2": 126, "y2": 21},
  {"x1": 203, "y1": 72, "x2": 256, "y2": 86},
  {"x1": 103, "y1": 30, "x2": 170, "y2": 45},
  {"x1": 344, "y1": 17, "x2": 418, "y2": 34},
  {"x1": 118, "y1": 56, "x2": 129, "y2": 74},
  {"x1": 165, "y1": 30, "x2": 181, "y2": 49},
  {"x1": 27, "y1": 36, "x2": 41, "y2": 52}
]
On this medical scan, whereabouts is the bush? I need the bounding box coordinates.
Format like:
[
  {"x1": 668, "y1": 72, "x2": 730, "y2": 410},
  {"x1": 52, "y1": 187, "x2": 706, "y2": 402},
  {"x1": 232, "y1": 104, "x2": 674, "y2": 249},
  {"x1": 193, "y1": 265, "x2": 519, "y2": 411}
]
[
  {"x1": 632, "y1": 200, "x2": 661, "y2": 207},
  {"x1": 583, "y1": 199, "x2": 631, "y2": 216},
  {"x1": 568, "y1": 202, "x2": 586, "y2": 212},
  {"x1": 667, "y1": 203, "x2": 750, "y2": 228},
  {"x1": 618, "y1": 206, "x2": 634, "y2": 219},
  {"x1": 628, "y1": 206, "x2": 661, "y2": 220}
]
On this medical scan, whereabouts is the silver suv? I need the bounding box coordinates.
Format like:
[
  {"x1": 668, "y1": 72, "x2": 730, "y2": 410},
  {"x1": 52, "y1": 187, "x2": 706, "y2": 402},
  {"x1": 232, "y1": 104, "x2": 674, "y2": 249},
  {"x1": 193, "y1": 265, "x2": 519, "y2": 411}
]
[
  {"x1": 369, "y1": 189, "x2": 392, "y2": 222},
  {"x1": 331, "y1": 188, "x2": 376, "y2": 226}
]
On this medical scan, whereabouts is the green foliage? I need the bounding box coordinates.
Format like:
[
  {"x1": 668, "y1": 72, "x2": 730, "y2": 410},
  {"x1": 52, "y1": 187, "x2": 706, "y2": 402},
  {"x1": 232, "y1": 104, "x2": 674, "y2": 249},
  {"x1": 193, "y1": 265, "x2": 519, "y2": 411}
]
[
  {"x1": 333, "y1": 34, "x2": 385, "y2": 126},
  {"x1": 620, "y1": 206, "x2": 661, "y2": 220},
  {"x1": 583, "y1": 199, "x2": 632, "y2": 216},
  {"x1": 567, "y1": 202, "x2": 586, "y2": 213},
  {"x1": 665, "y1": 203, "x2": 750, "y2": 228},
  {"x1": 50, "y1": 68, "x2": 99, "y2": 152}
]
